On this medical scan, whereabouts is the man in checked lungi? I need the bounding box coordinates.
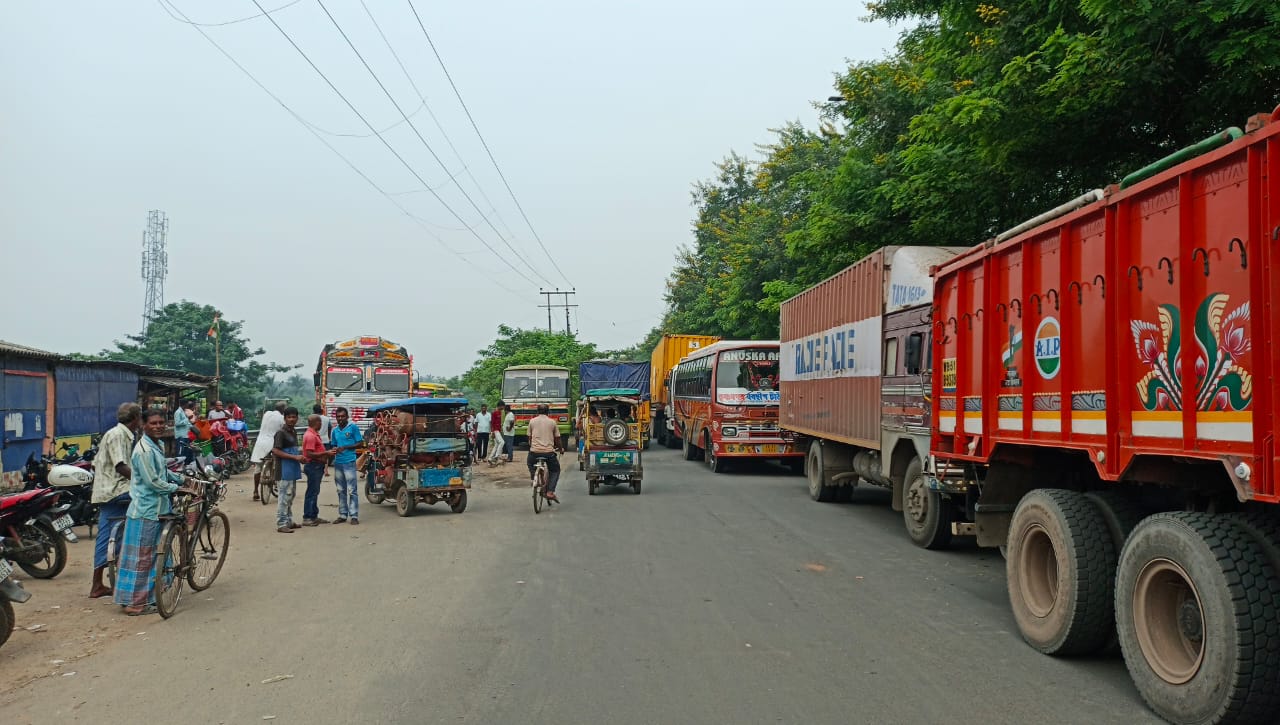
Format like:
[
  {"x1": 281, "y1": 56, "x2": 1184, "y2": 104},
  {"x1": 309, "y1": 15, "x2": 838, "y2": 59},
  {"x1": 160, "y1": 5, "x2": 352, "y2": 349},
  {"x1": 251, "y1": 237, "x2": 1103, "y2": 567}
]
[{"x1": 113, "y1": 408, "x2": 197, "y2": 616}]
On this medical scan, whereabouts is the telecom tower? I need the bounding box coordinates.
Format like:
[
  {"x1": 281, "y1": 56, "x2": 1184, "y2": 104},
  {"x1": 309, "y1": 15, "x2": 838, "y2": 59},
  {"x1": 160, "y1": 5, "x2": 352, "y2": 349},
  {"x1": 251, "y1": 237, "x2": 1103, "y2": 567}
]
[{"x1": 140, "y1": 210, "x2": 169, "y2": 331}]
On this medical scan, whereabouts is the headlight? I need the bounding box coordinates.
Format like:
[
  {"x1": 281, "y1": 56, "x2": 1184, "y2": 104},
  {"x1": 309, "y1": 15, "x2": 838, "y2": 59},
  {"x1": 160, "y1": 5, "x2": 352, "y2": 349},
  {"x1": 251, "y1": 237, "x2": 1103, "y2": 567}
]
[
  {"x1": 722, "y1": 426, "x2": 738, "y2": 438},
  {"x1": 558, "y1": 416, "x2": 568, "y2": 422}
]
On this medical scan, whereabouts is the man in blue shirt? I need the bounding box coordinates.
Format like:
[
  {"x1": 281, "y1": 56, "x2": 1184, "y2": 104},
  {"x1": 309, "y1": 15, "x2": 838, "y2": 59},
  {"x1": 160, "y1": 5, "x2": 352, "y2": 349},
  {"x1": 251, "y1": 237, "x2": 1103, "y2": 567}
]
[
  {"x1": 329, "y1": 407, "x2": 364, "y2": 525},
  {"x1": 173, "y1": 400, "x2": 194, "y2": 464}
]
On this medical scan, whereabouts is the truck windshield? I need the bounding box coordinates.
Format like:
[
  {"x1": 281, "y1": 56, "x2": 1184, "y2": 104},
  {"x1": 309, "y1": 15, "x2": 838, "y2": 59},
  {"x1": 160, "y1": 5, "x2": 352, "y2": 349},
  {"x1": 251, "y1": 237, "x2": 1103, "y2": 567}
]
[
  {"x1": 326, "y1": 369, "x2": 363, "y2": 392},
  {"x1": 503, "y1": 371, "x2": 569, "y2": 398},
  {"x1": 373, "y1": 368, "x2": 410, "y2": 393},
  {"x1": 716, "y1": 349, "x2": 780, "y2": 405},
  {"x1": 537, "y1": 373, "x2": 568, "y2": 398}
]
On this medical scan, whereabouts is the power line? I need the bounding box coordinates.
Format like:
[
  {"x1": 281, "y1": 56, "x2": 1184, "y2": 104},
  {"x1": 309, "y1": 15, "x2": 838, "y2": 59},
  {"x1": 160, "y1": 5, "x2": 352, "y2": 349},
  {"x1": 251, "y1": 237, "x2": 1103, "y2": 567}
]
[
  {"x1": 248, "y1": 0, "x2": 541, "y2": 287},
  {"x1": 158, "y1": 0, "x2": 527, "y2": 298},
  {"x1": 159, "y1": 0, "x2": 305, "y2": 27},
  {"x1": 358, "y1": 0, "x2": 521, "y2": 243},
  {"x1": 406, "y1": 0, "x2": 572, "y2": 288},
  {"x1": 311, "y1": 0, "x2": 556, "y2": 287}
]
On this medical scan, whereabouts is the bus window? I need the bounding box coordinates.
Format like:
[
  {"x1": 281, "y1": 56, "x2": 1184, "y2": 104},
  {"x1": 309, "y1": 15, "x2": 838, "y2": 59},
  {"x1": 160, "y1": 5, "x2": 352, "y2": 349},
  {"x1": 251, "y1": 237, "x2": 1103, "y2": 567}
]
[{"x1": 884, "y1": 337, "x2": 899, "y2": 376}]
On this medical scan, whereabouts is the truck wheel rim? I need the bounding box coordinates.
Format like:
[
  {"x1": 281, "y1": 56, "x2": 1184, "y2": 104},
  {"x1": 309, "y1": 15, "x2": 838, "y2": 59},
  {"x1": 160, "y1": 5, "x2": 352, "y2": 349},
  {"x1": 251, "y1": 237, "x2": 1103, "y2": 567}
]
[
  {"x1": 1133, "y1": 558, "x2": 1204, "y2": 685},
  {"x1": 905, "y1": 477, "x2": 927, "y2": 524},
  {"x1": 1016, "y1": 523, "x2": 1059, "y2": 618}
]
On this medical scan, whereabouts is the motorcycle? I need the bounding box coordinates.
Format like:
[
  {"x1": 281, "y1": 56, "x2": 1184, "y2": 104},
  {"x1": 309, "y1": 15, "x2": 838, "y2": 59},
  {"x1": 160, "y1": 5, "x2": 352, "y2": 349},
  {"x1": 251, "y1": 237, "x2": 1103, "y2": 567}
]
[
  {"x1": 24, "y1": 453, "x2": 92, "y2": 542},
  {"x1": 0, "y1": 488, "x2": 70, "y2": 580},
  {"x1": 0, "y1": 538, "x2": 33, "y2": 651}
]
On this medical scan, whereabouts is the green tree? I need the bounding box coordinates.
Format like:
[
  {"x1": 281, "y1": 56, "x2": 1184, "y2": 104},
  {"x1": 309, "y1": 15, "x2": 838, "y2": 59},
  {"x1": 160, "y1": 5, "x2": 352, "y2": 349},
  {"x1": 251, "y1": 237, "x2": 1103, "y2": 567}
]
[
  {"x1": 460, "y1": 326, "x2": 601, "y2": 406},
  {"x1": 98, "y1": 301, "x2": 292, "y2": 411}
]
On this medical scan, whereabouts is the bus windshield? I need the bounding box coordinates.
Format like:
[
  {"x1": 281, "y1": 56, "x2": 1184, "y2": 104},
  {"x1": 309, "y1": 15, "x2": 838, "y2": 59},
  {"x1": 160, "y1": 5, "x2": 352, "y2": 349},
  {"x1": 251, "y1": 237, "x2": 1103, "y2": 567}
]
[
  {"x1": 373, "y1": 368, "x2": 410, "y2": 393},
  {"x1": 715, "y1": 349, "x2": 781, "y2": 405},
  {"x1": 326, "y1": 368, "x2": 363, "y2": 392}
]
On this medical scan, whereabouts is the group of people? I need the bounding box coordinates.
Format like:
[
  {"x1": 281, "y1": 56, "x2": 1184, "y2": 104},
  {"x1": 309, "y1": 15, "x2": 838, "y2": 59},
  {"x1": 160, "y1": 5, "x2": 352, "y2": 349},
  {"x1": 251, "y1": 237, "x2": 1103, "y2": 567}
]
[
  {"x1": 250, "y1": 402, "x2": 364, "y2": 532},
  {"x1": 173, "y1": 399, "x2": 247, "y2": 463},
  {"x1": 464, "y1": 403, "x2": 516, "y2": 464}
]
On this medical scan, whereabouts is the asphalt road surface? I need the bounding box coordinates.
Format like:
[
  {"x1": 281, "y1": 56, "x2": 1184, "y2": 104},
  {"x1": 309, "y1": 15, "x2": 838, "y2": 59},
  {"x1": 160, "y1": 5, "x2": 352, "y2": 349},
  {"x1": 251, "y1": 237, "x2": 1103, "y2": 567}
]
[{"x1": 2, "y1": 448, "x2": 1160, "y2": 724}]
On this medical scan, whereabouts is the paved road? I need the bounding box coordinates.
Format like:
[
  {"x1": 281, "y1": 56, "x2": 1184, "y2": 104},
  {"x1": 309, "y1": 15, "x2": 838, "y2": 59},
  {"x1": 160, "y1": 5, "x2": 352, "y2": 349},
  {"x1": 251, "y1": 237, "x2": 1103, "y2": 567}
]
[{"x1": 4, "y1": 448, "x2": 1160, "y2": 724}]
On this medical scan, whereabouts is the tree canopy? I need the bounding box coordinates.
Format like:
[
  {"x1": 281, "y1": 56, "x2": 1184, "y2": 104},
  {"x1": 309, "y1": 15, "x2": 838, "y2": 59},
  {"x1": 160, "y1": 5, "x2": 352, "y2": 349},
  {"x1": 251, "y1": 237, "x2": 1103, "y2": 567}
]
[
  {"x1": 96, "y1": 301, "x2": 292, "y2": 411},
  {"x1": 655, "y1": 1, "x2": 1280, "y2": 342},
  {"x1": 459, "y1": 326, "x2": 603, "y2": 406}
]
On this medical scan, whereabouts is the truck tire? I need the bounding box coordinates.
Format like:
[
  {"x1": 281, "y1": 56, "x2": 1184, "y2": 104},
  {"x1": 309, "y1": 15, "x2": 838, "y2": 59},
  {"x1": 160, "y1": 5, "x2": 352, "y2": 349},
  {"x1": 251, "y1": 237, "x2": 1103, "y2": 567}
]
[
  {"x1": 806, "y1": 442, "x2": 836, "y2": 503},
  {"x1": 1006, "y1": 489, "x2": 1115, "y2": 655},
  {"x1": 1116, "y1": 512, "x2": 1280, "y2": 725},
  {"x1": 706, "y1": 434, "x2": 726, "y2": 473},
  {"x1": 1085, "y1": 489, "x2": 1152, "y2": 657},
  {"x1": 1226, "y1": 511, "x2": 1280, "y2": 573},
  {"x1": 901, "y1": 459, "x2": 952, "y2": 549},
  {"x1": 682, "y1": 431, "x2": 702, "y2": 461}
]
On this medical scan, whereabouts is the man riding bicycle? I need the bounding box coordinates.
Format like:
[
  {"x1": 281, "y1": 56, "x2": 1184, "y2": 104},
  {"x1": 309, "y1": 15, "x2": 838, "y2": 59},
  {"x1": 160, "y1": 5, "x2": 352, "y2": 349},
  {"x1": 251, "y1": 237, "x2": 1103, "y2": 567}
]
[{"x1": 527, "y1": 404, "x2": 563, "y2": 501}]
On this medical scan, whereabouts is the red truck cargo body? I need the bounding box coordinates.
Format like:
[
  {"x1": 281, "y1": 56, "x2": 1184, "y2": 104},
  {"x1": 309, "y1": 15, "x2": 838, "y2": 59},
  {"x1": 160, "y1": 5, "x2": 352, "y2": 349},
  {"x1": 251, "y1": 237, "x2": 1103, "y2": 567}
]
[
  {"x1": 781, "y1": 246, "x2": 967, "y2": 449},
  {"x1": 931, "y1": 109, "x2": 1280, "y2": 504}
]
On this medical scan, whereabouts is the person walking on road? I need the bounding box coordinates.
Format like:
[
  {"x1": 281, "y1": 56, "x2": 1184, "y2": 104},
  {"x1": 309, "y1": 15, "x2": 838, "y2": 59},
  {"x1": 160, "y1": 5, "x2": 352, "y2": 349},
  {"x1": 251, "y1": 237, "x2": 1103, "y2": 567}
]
[
  {"x1": 173, "y1": 401, "x2": 194, "y2": 464},
  {"x1": 502, "y1": 406, "x2": 516, "y2": 462},
  {"x1": 526, "y1": 404, "x2": 564, "y2": 502},
  {"x1": 487, "y1": 405, "x2": 506, "y2": 464},
  {"x1": 301, "y1": 414, "x2": 333, "y2": 526},
  {"x1": 114, "y1": 408, "x2": 195, "y2": 616},
  {"x1": 475, "y1": 404, "x2": 492, "y2": 460},
  {"x1": 250, "y1": 402, "x2": 287, "y2": 501},
  {"x1": 271, "y1": 407, "x2": 305, "y2": 533},
  {"x1": 88, "y1": 402, "x2": 142, "y2": 599},
  {"x1": 329, "y1": 407, "x2": 363, "y2": 525}
]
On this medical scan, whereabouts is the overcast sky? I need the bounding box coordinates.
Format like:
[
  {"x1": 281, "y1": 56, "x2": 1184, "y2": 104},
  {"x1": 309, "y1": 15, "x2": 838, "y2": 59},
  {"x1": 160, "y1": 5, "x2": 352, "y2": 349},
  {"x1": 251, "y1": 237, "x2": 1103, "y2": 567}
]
[{"x1": 1, "y1": 1, "x2": 900, "y2": 378}]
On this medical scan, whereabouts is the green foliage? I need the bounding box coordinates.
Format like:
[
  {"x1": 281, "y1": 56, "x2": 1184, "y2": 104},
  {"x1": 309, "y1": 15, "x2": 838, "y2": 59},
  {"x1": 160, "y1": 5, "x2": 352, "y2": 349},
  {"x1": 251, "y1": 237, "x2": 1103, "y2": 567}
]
[
  {"x1": 263, "y1": 373, "x2": 316, "y2": 411},
  {"x1": 652, "y1": 1, "x2": 1280, "y2": 340},
  {"x1": 97, "y1": 301, "x2": 293, "y2": 412},
  {"x1": 459, "y1": 326, "x2": 602, "y2": 407}
]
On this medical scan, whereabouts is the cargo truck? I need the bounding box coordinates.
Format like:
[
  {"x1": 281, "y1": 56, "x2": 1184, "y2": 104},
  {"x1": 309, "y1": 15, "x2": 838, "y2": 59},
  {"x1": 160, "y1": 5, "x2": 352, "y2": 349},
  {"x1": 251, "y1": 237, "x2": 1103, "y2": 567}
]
[
  {"x1": 649, "y1": 334, "x2": 719, "y2": 448},
  {"x1": 786, "y1": 106, "x2": 1280, "y2": 724}
]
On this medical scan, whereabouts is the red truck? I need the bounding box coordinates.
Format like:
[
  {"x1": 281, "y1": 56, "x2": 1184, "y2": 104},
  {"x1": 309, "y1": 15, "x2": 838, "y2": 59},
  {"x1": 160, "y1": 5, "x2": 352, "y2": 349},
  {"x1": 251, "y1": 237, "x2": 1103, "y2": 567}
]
[{"x1": 788, "y1": 107, "x2": 1280, "y2": 723}]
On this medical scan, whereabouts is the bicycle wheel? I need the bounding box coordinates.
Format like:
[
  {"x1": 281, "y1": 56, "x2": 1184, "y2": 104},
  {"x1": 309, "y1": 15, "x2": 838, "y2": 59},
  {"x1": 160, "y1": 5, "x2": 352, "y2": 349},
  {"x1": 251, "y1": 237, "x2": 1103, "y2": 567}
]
[
  {"x1": 261, "y1": 480, "x2": 276, "y2": 505},
  {"x1": 154, "y1": 522, "x2": 185, "y2": 619},
  {"x1": 105, "y1": 519, "x2": 125, "y2": 589},
  {"x1": 533, "y1": 468, "x2": 545, "y2": 514},
  {"x1": 187, "y1": 510, "x2": 230, "y2": 591}
]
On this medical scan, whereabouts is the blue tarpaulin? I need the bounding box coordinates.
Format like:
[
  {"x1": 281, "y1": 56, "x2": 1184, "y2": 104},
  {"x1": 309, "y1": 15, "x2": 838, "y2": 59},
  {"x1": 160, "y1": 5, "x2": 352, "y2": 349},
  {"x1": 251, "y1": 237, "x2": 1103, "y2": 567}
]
[{"x1": 578, "y1": 361, "x2": 650, "y2": 400}]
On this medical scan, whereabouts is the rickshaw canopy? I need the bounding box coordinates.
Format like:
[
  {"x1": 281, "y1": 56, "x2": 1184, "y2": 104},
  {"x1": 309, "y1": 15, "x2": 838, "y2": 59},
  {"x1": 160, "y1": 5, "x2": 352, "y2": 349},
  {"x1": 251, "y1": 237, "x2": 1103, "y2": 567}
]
[{"x1": 584, "y1": 388, "x2": 641, "y2": 402}]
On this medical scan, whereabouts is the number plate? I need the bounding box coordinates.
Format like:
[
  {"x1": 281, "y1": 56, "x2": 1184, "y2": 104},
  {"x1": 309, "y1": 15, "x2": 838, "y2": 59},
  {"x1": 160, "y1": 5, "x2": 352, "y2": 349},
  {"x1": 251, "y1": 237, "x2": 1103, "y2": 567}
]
[
  {"x1": 595, "y1": 451, "x2": 633, "y2": 465},
  {"x1": 51, "y1": 514, "x2": 74, "y2": 532},
  {"x1": 0, "y1": 558, "x2": 12, "y2": 581},
  {"x1": 725, "y1": 444, "x2": 787, "y2": 454}
]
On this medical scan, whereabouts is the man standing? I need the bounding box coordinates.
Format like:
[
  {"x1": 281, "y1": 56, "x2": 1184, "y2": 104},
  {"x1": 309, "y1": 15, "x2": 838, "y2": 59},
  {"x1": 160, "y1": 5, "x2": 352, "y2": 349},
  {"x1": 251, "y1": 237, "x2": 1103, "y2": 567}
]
[
  {"x1": 329, "y1": 407, "x2": 363, "y2": 525},
  {"x1": 475, "y1": 403, "x2": 492, "y2": 461},
  {"x1": 527, "y1": 404, "x2": 563, "y2": 501},
  {"x1": 89, "y1": 402, "x2": 143, "y2": 598},
  {"x1": 301, "y1": 414, "x2": 332, "y2": 526},
  {"x1": 251, "y1": 402, "x2": 287, "y2": 501},
  {"x1": 271, "y1": 407, "x2": 305, "y2": 533},
  {"x1": 173, "y1": 401, "x2": 194, "y2": 464},
  {"x1": 487, "y1": 405, "x2": 506, "y2": 464},
  {"x1": 502, "y1": 405, "x2": 516, "y2": 462},
  {"x1": 207, "y1": 400, "x2": 229, "y2": 422},
  {"x1": 313, "y1": 404, "x2": 334, "y2": 443}
]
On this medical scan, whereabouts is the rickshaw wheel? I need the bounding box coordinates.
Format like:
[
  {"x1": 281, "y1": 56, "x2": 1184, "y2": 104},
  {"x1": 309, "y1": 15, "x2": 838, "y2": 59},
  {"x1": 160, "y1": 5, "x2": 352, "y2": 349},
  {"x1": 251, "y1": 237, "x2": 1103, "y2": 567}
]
[
  {"x1": 395, "y1": 486, "x2": 415, "y2": 517},
  {"x1": 588, "y1": 479, "x2": 597, "y2": 496},
  {"x1": 631, "y1": 480, "x2": 642, "y2": 495},
  {"x1": 450, "y1": 491, "x2": 468, "y2": 513}
]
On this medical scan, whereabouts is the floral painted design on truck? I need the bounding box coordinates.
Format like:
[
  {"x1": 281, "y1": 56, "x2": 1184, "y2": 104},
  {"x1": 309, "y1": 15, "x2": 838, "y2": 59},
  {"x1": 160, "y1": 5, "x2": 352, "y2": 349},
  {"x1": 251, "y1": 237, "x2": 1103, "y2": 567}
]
[{"x1": 1130, "y1": 293, "x2": 1251, "y2": 412}]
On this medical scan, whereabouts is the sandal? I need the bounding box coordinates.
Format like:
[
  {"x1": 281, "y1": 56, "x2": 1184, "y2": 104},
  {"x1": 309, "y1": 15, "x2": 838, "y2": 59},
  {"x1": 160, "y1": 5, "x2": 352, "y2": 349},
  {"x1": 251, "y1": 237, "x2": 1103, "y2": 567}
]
[{"x1": 125, "y1": 605, "x2": 157, "y2": 616}]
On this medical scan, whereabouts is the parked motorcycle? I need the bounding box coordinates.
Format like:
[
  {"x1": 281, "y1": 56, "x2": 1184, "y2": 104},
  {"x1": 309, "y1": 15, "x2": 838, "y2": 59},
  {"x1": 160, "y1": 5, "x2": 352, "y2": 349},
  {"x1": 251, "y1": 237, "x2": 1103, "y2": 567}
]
[
  {"x1": 0, "y1": 538, "x2": 33, "y2": 650},
  {"x1": 24, "y1": 453, "x2": 92, "y2": 542},
  {"x1": 0, "y1": 489, "x2": 71, "y2": 579}
]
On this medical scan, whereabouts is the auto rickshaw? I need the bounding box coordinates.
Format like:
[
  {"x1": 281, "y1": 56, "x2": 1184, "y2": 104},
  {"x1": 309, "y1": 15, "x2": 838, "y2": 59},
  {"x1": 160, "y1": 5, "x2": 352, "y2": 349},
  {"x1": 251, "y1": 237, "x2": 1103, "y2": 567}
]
[
  {"x1": 577, "y1": 388, "x2": 643, "y2": 495},
  {"x1": 363, "y1": 398, "x2": 472, "y2": 516}
]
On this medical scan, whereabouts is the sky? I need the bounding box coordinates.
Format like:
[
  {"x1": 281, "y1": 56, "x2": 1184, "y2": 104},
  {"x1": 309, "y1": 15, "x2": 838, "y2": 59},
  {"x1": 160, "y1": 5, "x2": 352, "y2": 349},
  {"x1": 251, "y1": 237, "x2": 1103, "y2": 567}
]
[{"x1": 1, "y1": 1, "x2": 901, "y2": 378}]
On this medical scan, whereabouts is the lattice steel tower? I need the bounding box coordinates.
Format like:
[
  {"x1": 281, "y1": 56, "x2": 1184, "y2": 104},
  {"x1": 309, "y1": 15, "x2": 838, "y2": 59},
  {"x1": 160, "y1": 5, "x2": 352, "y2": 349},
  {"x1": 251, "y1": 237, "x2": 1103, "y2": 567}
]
[{"x1": 140, "y1": 210, "x2": 169, "y2": 330}]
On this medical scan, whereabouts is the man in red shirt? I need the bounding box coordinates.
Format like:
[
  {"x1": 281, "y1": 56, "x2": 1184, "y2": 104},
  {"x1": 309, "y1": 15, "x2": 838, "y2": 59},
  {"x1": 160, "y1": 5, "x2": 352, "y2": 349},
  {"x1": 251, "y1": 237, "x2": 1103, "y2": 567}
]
[{"x1": 302, "y1": 414, "x2": 334, "y2": 526}]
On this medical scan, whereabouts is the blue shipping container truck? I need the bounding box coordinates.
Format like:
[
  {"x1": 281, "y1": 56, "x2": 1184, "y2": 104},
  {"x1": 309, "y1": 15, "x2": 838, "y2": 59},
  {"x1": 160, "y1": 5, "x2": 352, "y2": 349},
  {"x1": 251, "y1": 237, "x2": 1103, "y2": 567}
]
[{"x1": 578, "y1": 361, "x2": 651, "y2": 398}]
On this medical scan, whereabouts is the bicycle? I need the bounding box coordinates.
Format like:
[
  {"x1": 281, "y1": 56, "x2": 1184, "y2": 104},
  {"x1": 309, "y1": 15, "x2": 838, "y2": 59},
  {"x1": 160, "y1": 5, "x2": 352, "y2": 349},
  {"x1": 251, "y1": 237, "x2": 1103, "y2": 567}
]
[
  {"x1": 153, "y1": 479, "x2": 232, "y2": 619},
  {"x1": 531, "y1": 451, "x2": 561, "y2": 514},
  {"x1": 105, "y1": 516, "x2": 125, "y2": 589},
  {"x1": 259, "y1": 454, "x2": 278, "y2": 505}
]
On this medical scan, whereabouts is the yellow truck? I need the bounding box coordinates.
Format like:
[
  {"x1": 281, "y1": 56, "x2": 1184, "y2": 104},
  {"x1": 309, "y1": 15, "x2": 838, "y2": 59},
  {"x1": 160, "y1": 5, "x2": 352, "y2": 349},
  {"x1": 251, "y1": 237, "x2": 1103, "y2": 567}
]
[{"x1": 649, "y1": 334, "x2": 719, "y2": 448}]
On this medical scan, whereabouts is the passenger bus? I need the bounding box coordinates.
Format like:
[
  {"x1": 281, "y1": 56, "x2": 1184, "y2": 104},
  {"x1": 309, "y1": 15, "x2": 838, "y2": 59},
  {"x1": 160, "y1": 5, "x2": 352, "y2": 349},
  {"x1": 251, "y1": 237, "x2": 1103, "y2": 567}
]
[
  {"x1": 671, "y1": 340, "x2": 803, "y2": 473},
  {"x1": 500, "y1": 364, "x2": 572, "y2": 445},
  {"x1": 314, "y1": 336, "x2": 412, "y2": 429}
]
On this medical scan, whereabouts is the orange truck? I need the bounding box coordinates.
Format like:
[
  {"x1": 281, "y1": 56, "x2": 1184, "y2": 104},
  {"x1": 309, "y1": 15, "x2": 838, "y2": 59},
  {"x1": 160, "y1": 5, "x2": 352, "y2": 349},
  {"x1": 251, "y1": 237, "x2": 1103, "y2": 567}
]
[{"x1": 649, "y1": 334, "x2": 719, "y2": 448}]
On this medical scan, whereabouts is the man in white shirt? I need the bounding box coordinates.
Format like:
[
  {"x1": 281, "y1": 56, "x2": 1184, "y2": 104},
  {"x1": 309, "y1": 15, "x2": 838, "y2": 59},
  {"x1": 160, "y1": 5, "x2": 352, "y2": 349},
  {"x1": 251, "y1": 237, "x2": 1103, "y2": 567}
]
[
  {"x1": 207, "y1": 400, "x2": 229, "y2": 422},
  {"x1": 89, "y1": 402, "x2": 142, "y2": 599},
  {"x1": 474, "y1": 403, "x2": 492, "y2": 460},
  {"x1": 251, "y1": 402, "x2": 288, "y2": 501},
  {"x1": 502, "y1": 407, "x2": 516, "y2": 462}
]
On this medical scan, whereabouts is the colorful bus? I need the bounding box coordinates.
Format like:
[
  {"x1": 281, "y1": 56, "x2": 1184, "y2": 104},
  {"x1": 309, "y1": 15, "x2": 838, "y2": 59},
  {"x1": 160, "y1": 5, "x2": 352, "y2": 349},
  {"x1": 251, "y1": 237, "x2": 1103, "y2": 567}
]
[
  {"x1": 501, "y1": 364, "x2": 572, "y2": 445},
  {"x1": 314, "y1": 336, "x2": 412, "y2": 429},
  {"x1": 671, "y1": 340, "x2": 803, "y2": 473}
]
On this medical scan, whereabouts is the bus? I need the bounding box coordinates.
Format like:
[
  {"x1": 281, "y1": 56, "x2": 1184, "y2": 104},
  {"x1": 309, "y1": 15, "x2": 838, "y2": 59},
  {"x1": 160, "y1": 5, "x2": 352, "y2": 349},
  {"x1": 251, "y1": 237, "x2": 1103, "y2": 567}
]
[
  {"x1": 671, "y1": 340, "x2": 803, "y2": 473},
  {"x1": 314, "y1": 336, "x2": 412, "y2": 429},
  {"x1": 501, "y1": 364, "x2": 572, "y2": 445},
  {"x1": 413, "y1": 382, "x2": 449, "y2": 397}
]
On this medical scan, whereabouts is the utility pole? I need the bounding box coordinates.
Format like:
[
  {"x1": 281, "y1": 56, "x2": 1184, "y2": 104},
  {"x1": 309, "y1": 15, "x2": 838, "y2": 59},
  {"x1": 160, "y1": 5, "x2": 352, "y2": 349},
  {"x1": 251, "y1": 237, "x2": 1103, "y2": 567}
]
[
  {"x1": 539, "y1": 288, "x2": 578, "y2": 335},
  {"x1": 140, "y1": 210, "x2": 169, "y2": 332}
]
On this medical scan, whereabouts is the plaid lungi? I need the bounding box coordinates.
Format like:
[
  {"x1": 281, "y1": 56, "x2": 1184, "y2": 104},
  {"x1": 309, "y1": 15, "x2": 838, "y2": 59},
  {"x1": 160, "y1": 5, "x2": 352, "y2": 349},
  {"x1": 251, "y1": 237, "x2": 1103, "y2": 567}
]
[{"x1": 112, "y1": 518, "x2": 164, "y2": 607}]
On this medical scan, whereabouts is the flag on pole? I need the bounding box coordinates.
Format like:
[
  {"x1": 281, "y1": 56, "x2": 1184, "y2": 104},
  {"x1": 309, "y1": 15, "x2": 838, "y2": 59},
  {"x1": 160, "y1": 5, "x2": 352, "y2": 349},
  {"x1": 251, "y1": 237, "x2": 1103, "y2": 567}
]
[{"x1": 207, "y1": 314, "x2": 220, "y2": 340}]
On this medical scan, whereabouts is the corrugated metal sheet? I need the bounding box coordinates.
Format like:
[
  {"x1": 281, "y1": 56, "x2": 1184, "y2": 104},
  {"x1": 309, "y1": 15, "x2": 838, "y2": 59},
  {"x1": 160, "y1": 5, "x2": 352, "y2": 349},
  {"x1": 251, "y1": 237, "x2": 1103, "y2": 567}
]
[
  {"x1": 0, "y1": 339, "x2": 60, "y2": 360},
  {"x1": 55, "y1": 364, "x2": 139, "y2": 437},
  {"x1": 1, "y1": 353, "x2": 50, "y2": 482}
]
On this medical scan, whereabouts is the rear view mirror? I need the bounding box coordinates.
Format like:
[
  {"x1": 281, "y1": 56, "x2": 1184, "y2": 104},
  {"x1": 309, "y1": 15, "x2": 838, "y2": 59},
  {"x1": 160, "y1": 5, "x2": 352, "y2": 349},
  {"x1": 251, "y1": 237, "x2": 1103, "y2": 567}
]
[
  {"x1": 904, "y1": 332, "x2": 924, "y2": 375},
  {"x1": 312, "y1": 372, "x2": 321, "y2": 388}
]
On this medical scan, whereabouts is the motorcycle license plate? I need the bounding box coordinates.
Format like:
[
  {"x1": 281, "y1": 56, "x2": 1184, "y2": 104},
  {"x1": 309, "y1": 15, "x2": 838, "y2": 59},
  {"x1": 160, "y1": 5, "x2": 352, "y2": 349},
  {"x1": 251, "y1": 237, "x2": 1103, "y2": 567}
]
[
  {"x1": 52, "y1": 514, "x2": 74, "y2": 532},
  {"x1": 0, "y1": 558, "x2": 12, "y2": 581}
]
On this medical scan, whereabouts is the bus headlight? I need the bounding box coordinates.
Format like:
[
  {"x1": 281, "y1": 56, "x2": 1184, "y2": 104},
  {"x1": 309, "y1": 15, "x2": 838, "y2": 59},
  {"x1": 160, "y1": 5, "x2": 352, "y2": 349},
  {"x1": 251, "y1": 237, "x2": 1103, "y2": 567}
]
[{"x1": 722, "y1": 426, "x2": 738, "y2": 438}]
